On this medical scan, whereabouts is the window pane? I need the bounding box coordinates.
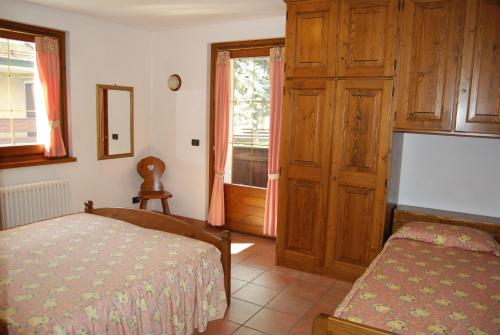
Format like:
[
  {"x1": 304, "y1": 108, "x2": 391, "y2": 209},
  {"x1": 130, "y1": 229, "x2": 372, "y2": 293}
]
[
  {"x1": 233, "y1": 58, "x2": 254, "y2": 102},
  {"x1": 253, "y1": 57, "x2": 270, "y2": 102},
  {"x1": 0, "y1": 38, "x2": 9, "y2": 111},
  {"x1": 0, "y1": 37, "x2": 38, "y2": 146},
  {"x1": 229, "y1": 56, "x2": 270, "y2": 188}
]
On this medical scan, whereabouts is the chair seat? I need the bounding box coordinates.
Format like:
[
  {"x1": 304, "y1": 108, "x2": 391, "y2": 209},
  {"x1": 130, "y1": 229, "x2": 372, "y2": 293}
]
[{"x1": 139, "y1": 191, "x2": 172, "y2": 199}]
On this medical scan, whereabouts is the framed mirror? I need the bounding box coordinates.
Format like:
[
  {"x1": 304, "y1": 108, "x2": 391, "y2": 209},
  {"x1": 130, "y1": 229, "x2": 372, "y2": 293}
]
[{"x1": 96, "y1": 84, "x2": 134, "y2": 160}]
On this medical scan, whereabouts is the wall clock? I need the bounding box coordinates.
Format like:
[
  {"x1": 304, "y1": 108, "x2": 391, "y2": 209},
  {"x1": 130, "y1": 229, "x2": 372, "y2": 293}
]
[{"x1": 168, "y1": 74, "x2": 182, "y2": 91}]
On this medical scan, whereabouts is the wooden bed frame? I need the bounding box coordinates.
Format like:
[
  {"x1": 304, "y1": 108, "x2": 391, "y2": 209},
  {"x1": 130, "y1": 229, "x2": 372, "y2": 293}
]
[
  {"x1": 84, "y1": 200, "x2": 231, "y2": 304},
  {"x1": 312, "y1": 205, "x2": 500, "y2": 335}
]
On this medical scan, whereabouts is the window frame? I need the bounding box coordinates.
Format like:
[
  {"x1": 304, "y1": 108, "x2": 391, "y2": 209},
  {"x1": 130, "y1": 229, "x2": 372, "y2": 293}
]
[
  {"x1": 208, "y1": 38, "x2": 285, "y2": 200},
  {"x1": 0, "y1": 19, "x2": 75, "y2": 169}
]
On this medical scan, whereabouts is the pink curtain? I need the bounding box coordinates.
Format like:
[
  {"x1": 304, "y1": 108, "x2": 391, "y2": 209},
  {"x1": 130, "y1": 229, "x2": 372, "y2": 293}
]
[
  {"x1": 208, "y1": 51, "x2": 231, "y2": 226},
  {"x1": 35, "y1": 36, "x2": 66, "y2": 157},
  {"x1": 263, "y1": 47, "x2": 285, "y2": 237}
]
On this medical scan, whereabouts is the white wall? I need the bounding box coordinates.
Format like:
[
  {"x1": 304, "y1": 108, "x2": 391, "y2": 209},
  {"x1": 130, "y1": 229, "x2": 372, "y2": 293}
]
[
  {"x1": 0, "y1": 0, "x2": 153, "y2": 212},
  {"x1": 398, "y1": 133, "x2": 500, "y2": 217},
  {"x1": 149, "y1": 17, "x2": 285, "y2": 220}
]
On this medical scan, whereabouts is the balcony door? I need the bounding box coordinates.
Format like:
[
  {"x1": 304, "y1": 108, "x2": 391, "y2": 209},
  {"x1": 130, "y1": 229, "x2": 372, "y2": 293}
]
[{"x1": 209, "y1": 39, "x2": 284, "y2": 236}]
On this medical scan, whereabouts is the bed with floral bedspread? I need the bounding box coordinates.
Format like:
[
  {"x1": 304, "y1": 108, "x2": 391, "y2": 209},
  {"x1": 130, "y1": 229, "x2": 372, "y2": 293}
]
[
  {"x1": 334, "y1": 222, "x2": 500, "y2": 335},
  {"x1": 0, "y1": 213, "x2": 227, "y2": 335}
]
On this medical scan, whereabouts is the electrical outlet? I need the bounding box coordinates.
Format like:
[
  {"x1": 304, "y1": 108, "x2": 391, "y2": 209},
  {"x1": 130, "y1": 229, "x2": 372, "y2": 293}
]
[{"x1": 132, "y1": 196, "x2": 140, "y2": 204}]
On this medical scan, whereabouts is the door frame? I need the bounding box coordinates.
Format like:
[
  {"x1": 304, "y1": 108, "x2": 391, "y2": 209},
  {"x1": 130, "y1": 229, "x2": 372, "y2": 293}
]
[{"x1": 208, "y1": 38, "x2": 285, "y2": 210}]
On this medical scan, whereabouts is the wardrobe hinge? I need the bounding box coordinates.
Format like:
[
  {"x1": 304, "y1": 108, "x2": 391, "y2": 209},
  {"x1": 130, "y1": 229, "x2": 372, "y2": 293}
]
[
  {"x1": 385, "y1": 178, "x2": 388, "y2": 189},
  {"x1": 393, "y1": 60, "x2": 397, "y2": 71},
  {"x1": 401, "y1": 0, "x2": 405, "y2": 10},
  {"x1": 392, "y1": 86, "x2": 395, "y2": 97}
]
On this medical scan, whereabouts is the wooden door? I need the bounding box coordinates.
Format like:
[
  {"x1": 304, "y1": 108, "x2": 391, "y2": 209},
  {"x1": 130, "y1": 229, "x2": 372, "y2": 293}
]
[
  {"x1": 456, "y1": 0, "x2": 500, "y2": 135},
  {"x1": 277, "y1": 79, "x2": 334, "y2": 272},
  {"x1": 395, "y1": 0, "x2": 465, "y2": 131},
  {"x1": 324, "y1": 79, "x2": 394, "y2": 281},
  {"x1": 337, "y1": 0, "x2": 398, "y2": 77},
  {"x1": 285, "y1": 0, "x2": 338, "y2": 78}
]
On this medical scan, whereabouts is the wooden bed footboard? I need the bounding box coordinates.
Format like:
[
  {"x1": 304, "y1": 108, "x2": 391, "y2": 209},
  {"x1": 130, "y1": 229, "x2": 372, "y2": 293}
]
[
  {"x1": 312, "y1": 314, "x2": 395, "y2": 335},
  {"x1": 84, "y1": 200, "x2": 231, "y2": 304}
]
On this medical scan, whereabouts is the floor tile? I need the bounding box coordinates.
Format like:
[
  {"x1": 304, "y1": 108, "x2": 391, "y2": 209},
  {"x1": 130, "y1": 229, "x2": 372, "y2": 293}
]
[
  {"x1": 232, "y1": 264, "x2": 265, "y2": 282},
  {"x1": 303, "y1": 302, "x2": 337, "y2": 319},
  {"x1": 231, "y1": 278, "x2": 248, "y2": 294},
  {"x1": 332, "y1": 279, "x2": 354, "y2": 290},
  {"x1": 287, "y1": 316, "x2": 315, "y2": 335},
  {"x1": 266, "y1": 265, "x2": 304, "y2": 278},
  {"x1": 320, "y1": 286, "x2": 351, "y2": 308},
  {"x1": 241, "y1": 252, "x2": 276, "y2": 269},
  {"x1": 245, "y1": 307, "x2": 300, "y2": 335},
  {"x1": 225, "y1": 298, "x2": 262, "y2": 324},
  {"x1": 266, "y1": 291, "x2": 315, "y2": 317},
  {"x1": 232, "y1": 283, "x2": 280, "y2": 306},
  {"x1": 197, "y1": 319, "x2": 239, "y2": 334},
  {"x1": 251, "y1": 271, "x2": 297, "y2": 290},
  {"x1": 232, "y1": 326, "x2": 267, "y2": 335},
  {"x1": 299, "y1": 272, "x2": 335, "y2": 287},
  {"x1": 282, "y1": 279, "x2": 330, "y2": 301}
]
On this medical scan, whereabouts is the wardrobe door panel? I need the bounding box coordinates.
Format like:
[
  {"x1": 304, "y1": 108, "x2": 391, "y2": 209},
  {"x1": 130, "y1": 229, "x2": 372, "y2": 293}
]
[
  {"x1": 337, "y1": 0, "x2": 398, "y2": 77},
  {"x1": 277, "y1": 79, "x2": 334, "y2": 272},
  {"x1": 456, "y1": 0, "x2": 500, "y2": 135},
  {"x1": 395, "y1": 0, "x2": 464, "y2": 131},
  {"x1": 285, "y1": 0, "x2": 338, "y2": 78},
  {"x1": 324, "y1": 79, "x2": 393, "y2": 280}
]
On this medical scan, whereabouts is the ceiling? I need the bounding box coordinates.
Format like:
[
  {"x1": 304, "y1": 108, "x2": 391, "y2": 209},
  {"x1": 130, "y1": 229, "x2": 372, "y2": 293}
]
[{"x1": 25, "y1": 0, "x2": 286, "y2": 31}]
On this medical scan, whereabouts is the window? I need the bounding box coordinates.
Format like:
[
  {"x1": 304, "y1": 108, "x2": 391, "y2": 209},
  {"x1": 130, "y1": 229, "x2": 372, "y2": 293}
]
[{"x1": 0, "y1": 19, "x2": 73, "y2": 169}]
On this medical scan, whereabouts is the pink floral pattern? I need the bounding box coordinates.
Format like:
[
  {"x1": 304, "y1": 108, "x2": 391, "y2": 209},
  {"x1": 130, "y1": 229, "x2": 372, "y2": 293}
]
[
  {"x1": 335, "y1": 223, "x2": 500, "y2": 334},
  {"x1": 0, "y1": 213, "x2": 227, "y2": 334}
]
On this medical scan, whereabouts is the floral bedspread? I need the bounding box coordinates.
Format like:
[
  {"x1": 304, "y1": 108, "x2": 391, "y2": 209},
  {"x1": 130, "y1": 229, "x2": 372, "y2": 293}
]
[
  {"x1": 335, "y1": 222, "x2": 500, "y2": 335},
  {"x1": 0, "y1": 213, "x2": 227, "y2": 335}
]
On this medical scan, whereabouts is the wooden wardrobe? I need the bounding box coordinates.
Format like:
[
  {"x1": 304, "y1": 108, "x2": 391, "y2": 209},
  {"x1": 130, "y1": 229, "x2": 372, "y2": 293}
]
[{"x1": 277, "y1": 0, "x2": 500, "y2": 282}]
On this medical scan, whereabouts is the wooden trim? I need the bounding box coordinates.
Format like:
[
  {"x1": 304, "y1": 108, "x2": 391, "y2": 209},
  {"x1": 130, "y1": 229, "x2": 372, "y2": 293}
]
[
  {"x1": 96, "y1": 84, "x2": 134, "y2": 160},
  {"x1": 394, "y1": 129, "x2": 500, "y2": 139},
  {"x1": 208, "y1": 38, "x2": 285, "y2": 207},
  {"x1": 0, "y1": 156, "x2": 76, "y2": 169},
  {"x1": 84, "y1": 200, "x2": 231, "y2": 304},
  {"x1": 313, "y1": 314, "x2": 395, "y2": 335},
  {"x1": 0, "y1": 144, "x2": 44, "y2": 157},
  {"x1": 393, "y1": 205, "x2": 500, "y2": 242},
  {"x1": 0, "y1": 19, "x2": 71, "y2": 167},
  {"x1": 0, "y1": 29, "x2": 35, "y2": 42},
  {"x1": 230, "y1": 48, "x2": 272, "y2": 59}
]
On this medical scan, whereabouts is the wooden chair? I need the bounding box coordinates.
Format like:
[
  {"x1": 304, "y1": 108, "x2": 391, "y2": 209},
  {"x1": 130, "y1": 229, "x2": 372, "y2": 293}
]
[{"x1": 137, "y1": 156, "x2": 172, "y2": 215}]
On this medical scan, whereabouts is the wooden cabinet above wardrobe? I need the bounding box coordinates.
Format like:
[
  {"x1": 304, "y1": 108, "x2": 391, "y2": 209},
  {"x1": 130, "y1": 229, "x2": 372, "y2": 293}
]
[{"x1": 394, "y1": 0, "x2": 500, "y2": 136}]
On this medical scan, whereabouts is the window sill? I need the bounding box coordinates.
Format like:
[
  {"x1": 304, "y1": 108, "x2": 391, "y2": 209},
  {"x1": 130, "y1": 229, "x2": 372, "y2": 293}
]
[{"x1": 0, "y1": 156, "x2": 77, "y2": 169}]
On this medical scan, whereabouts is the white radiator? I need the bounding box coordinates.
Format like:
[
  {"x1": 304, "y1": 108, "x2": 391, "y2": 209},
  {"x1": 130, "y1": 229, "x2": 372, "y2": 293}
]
[{"x1": 0, "y1": 180, "x2": 71, "y2": 229}]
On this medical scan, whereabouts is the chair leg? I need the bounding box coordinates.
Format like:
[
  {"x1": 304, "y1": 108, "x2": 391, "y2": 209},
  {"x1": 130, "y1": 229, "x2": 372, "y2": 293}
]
[
  {"x1": 161, "y1": 198, "x2": 171, "y2": 215},
  {"x1": 139, "y1": 198, "x2": 148, "y2": 210}
]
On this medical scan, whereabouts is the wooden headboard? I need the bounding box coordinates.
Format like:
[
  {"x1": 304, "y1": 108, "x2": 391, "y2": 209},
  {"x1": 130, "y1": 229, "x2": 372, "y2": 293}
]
[{"x1": 393, "y1": 205, "x2": 500, "y2": 243}]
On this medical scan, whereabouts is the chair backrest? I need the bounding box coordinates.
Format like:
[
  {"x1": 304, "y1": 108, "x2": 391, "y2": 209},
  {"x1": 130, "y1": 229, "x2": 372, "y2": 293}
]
[{"x1": 137, "y1": 156, "x2": 166, "y2": 193}]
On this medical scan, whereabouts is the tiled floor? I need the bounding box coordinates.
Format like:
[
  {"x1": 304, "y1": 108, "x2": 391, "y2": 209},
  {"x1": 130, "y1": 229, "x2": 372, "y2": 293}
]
[{"x1": 199, "y1": 232, "x2": 353, "y2": 335}]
